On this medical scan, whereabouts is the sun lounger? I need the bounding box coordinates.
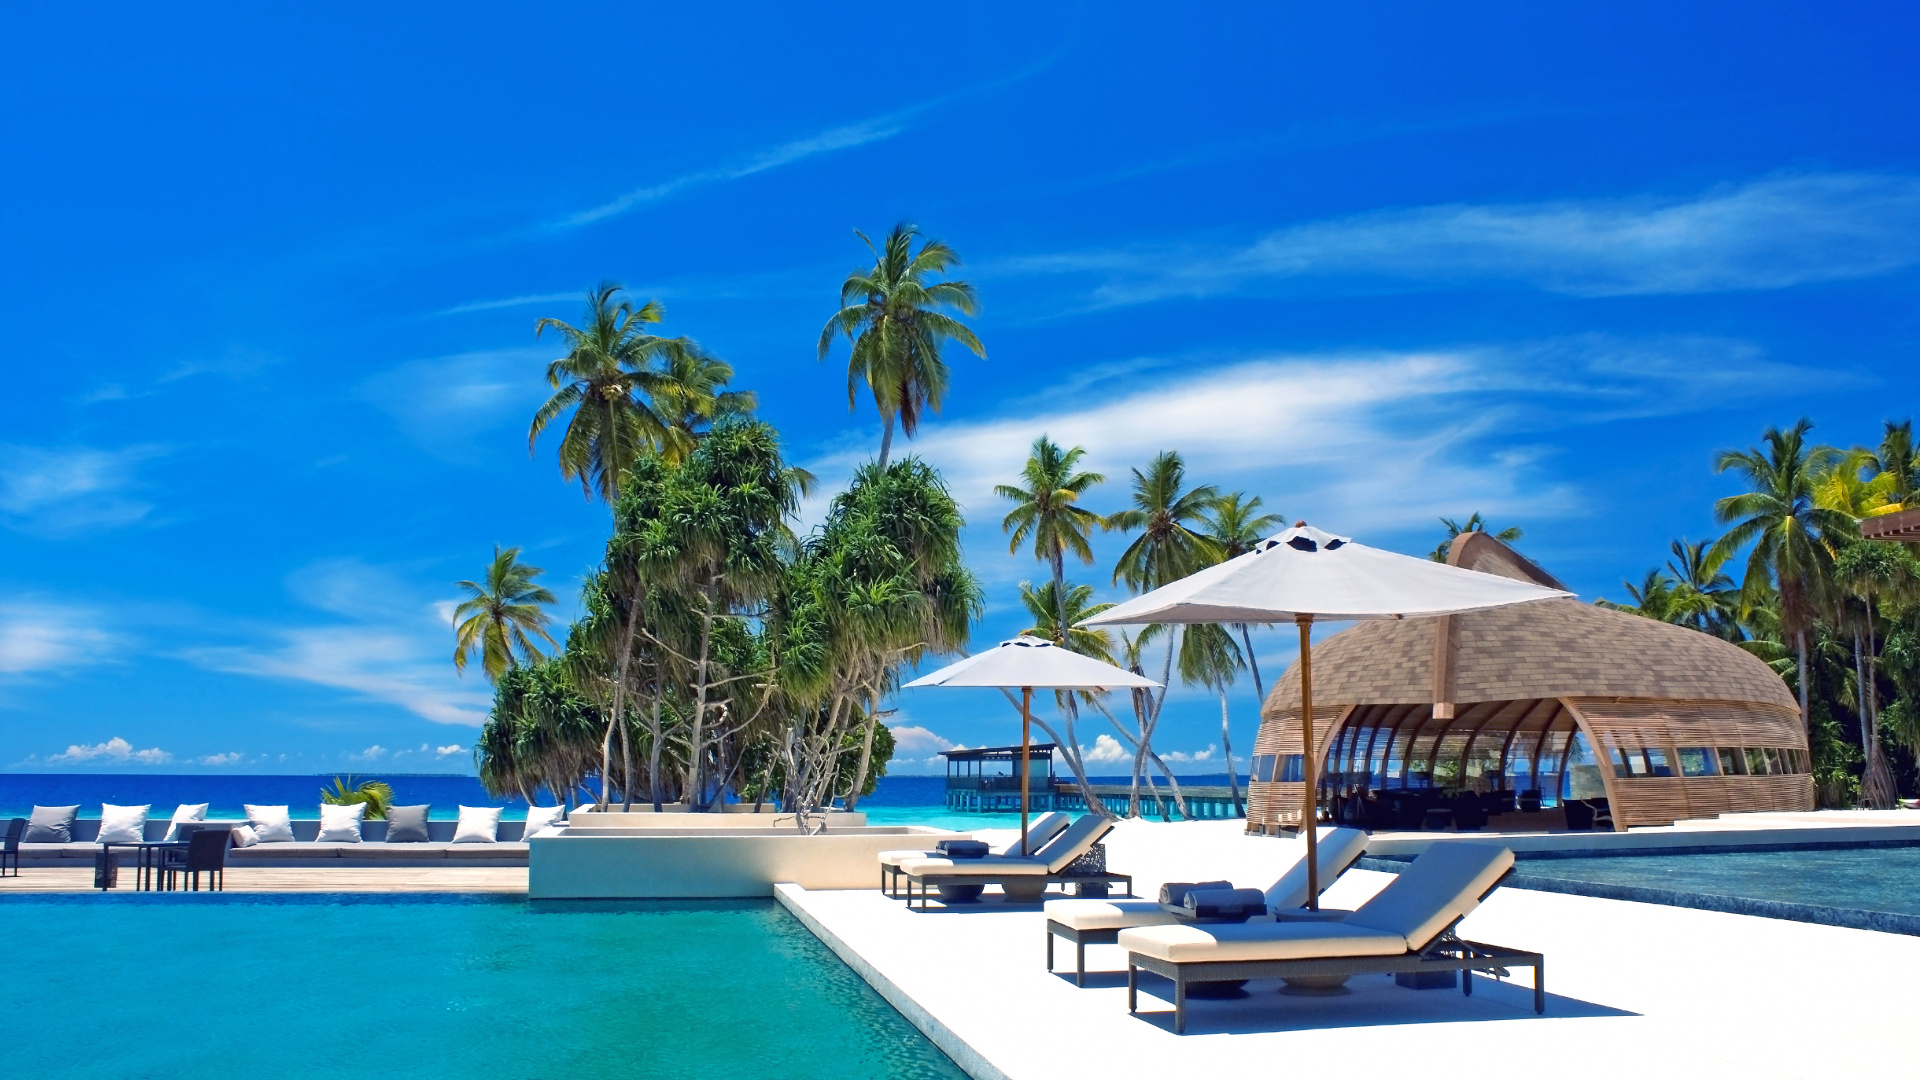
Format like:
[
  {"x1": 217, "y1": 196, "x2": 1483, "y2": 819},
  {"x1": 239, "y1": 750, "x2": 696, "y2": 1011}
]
[
  {"x1": 1119, "y1": 842, "x2": 1543, "y2": 1032},
  {"x1": 1043, "y1": 826, "x2": 1369, "y2": 985},
  {"x1": 877, "y1": 812, "x2": 1070, "y2": 898},
  {"x1": 897, "y1": 815, "x2": 1117, "y2": 908}
]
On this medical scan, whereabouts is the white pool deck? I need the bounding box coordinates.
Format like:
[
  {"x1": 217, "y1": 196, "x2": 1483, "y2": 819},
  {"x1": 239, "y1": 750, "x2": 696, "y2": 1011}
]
[{"x1": 776, "y1": 818, "x2": 1920, "y2": 1080}]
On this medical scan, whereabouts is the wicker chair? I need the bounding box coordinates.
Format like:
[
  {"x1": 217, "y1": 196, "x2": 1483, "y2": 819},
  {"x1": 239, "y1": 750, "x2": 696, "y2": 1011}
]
[{"x1": 161, "y1": 828, "x2": 230, "y2": 891}]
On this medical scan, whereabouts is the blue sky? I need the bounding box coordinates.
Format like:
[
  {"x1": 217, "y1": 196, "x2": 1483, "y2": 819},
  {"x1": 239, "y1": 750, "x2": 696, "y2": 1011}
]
[{"x1": 2, "y1": 3, "x2": 1917, "y2": 776}]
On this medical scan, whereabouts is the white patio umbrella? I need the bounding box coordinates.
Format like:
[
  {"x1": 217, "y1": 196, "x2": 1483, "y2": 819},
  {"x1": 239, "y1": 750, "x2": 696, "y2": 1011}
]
[
  {"x1": 905, "y1": 636, "x2": 1161, "y2": 852},
  {"x1": 1082, "y1": 523, "x2": 1572, "y2": 906}
]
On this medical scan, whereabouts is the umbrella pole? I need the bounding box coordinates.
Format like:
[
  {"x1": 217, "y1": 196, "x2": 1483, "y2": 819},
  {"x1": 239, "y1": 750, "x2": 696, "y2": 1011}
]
[
  {"x1": 1297, "y1": 614, "x2": 1319, "y2": 909},
  {"x1": 1020, "y1": 686, "x2": 1033, "y2": 855}
]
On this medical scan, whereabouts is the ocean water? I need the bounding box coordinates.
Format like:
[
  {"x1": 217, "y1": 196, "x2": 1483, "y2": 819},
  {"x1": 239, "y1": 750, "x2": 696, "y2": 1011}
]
[
  {"x1": 0, "y1": 893, "x2": 965, "y2": 1080},
  {"x1": 0, "y1": 771, "x2": 1246, "y2": 826},
  {"x1": 1519, "y1": 846, "x2": 1920, "y2": 916}
]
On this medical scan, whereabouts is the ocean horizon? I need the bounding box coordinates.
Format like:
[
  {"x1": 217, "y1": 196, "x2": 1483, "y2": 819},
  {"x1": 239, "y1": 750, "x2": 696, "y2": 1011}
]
[{"x1": 0, "y1": 771, "x2": 1250, "y2": 822}]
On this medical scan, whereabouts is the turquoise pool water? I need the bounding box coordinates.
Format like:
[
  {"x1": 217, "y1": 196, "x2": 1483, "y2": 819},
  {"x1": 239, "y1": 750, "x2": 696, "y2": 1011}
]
[
  {"x1": 0, "y1": 894, "x2": 964, "y2": 1080},
  {"x1": 1519, "y1": 845, "x2": 1920, "y2": 916}
]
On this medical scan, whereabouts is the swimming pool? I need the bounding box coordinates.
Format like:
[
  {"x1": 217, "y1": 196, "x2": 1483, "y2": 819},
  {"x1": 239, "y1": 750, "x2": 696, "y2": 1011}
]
[
  {"x1": 0, "y1": 894, "x2": 964, "y2": 1080},
  {"x1": 1515, "y1": 844, "x2": 1920, "y2": 920}
]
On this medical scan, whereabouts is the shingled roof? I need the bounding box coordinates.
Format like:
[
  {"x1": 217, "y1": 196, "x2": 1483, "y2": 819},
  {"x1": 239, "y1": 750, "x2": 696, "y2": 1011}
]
[{"x1": 1266, "y1": 598, "x2": 1796, "y2": 714}]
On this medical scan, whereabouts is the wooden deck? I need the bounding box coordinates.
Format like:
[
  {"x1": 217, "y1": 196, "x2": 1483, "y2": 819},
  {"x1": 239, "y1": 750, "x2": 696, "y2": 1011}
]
[{"x1": 0, "y1": 866, "x2": 528, "y2": 894}]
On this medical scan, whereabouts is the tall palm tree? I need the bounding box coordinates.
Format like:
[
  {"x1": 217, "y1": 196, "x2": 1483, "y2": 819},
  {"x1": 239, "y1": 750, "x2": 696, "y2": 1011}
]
[
  {"x1": 1429, "y1": 512, "x2": 1522, "y2": 562},
  {"x1": 1710, "y1": 420, "x2": 1851, "y2": 734},
  {"x1": 1833, "y1": 542, "x2": 1919, "y2": 808},
  {"x1": 997, "y1": 436, "x2": 1107, "y2": 642},
  {"x1": 453, "y1": 546, "x2": 559, "y2": 682},
  {"x1": 1664, "y1": 539, "x2": 1741, "y2": 639},
  {"x1": 529, "y1": 282, "x2": 693, "y2": 502},
  {"x1": 1873, "y1": 419, "x2": 1916, "y2": 505},
  {"x1": 818, "y1": 224, "x2": 984, "y2": 468},
  {"x1": 1109, "y1": 451, "x2": 1220, "y2": 814},
  {"x1": 1178, "y1": 622, "x2": 1247, "y2": 816}
]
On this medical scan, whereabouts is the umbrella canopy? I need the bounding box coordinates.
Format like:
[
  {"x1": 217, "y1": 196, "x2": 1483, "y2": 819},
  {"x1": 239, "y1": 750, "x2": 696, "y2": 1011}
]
[
  {"x1": 1080, "y1": 523, "x2": 1571, "y2": 907},
  {"x1": 906, "y1": 637, "x2": 1158, "y2": 855},
  {"x1": 1081, "y1": 524, "x2": 1573, "y2": 627},
  {"x1": 906, "y1": 636, "x2": 1162, "y2": 691}
]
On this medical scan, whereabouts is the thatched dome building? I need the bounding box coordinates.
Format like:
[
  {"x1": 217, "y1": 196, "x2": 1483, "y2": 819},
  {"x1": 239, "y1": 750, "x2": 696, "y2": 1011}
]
[{"x1": 1247, "y1": 533, "x2": 1809, "y2": 833}]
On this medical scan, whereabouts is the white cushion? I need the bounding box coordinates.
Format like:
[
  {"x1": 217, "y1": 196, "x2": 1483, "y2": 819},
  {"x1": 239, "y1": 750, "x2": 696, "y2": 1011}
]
[
  {"x1": 522, "y1": 805, "x2": 566, "y2": 839},
  {"x1": 1003, "y1": 812, "x2": 1072, "y2": 856},
  {"x1": 900, "y1": 855, "x2": 1050, "y2": 877},
  {"x1": 162, "y1": 803, "x2": 209, "y2": 842},
  {"x1": 1344, "y1": 843, "x2": 1513, "y2": 949},
  {"x1": 230, "y1": 824, "x2": 260, "y2": 848},
  {"x1": 244, "y1": 805, "x2": 295, "y2": 844},
  {"x1": 452, "y1": 806, "x2": 502, "y2": 843},
  {"x1": 1043, "y1": 898, "x2": 1182, "y2": 932},
  {"x1": 96, "y1": 804, "x2": 150, "y2": 845},
  {"x1": 1118, "y1": 920, "x2": 1408, "y2": 963},
  {"x1": 1264, "y1": 826, "x2": 1371, "y2": 911},
  {"x1": 877, "y1": 849, "x2": 936, "y2": 867},
  {"x1": 316, "y1": 803, "x2": 365, "y2": 843}
]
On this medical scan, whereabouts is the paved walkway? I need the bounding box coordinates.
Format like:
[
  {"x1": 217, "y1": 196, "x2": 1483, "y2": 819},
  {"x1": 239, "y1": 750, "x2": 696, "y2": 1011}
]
[{"x1": 778, "y1": 819, "x2": 1920, "y2": 1080}]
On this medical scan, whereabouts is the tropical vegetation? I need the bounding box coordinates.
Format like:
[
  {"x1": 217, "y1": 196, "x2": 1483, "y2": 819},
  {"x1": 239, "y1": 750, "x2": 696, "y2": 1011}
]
[{"x1": 320, "y1": 776, "x2": 395, "y2": 819}]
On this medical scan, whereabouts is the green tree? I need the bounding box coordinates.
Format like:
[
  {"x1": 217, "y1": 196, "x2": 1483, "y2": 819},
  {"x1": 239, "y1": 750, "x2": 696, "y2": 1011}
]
[
  {"x1": 650, "y1": 348, "x2": 758, "y2": 462},
  {"x1": 1429, "y1": 512, "x2": 1523, "y2": 562},
  {"x1": 320, "y1": 776, "x2": 394, "y2": 820},
  {"x1": 1178, "y1": 622, "x2": 1247, "y2": 815},
  {"x1": 1710, "y1": 419, "x2": 1851, "y2": 734},
  {"x1": 452, "y1": 545, "x2": 559, "y2": 682},
  {"x1": 1108, "y1": 451, "x2": 1220, "y2": 816},
  {"x1": 529, "y1": 282, "x2": 695, "y2": 502},
  {"x1": 997, "y1": 436, "x2": 1107, "y2": 643},
  {"x1": 1873, "y1": 419, "x2": 1917, "y2": 505},
  {"x1": 1202, "y1": 491, "x2": 1285, "y2": 720},
  {"x1": 818, "y1": 224, "x2": 984, "y2": 468},
  {"x1": 1833, "y1": 542, "x2": 1920, "y2": 807}
]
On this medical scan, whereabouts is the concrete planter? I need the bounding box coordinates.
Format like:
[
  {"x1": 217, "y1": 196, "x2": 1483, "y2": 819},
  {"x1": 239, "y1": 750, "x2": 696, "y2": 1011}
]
[{"x1": 529, "y1": 826, "x2": 963, "y2": 898}]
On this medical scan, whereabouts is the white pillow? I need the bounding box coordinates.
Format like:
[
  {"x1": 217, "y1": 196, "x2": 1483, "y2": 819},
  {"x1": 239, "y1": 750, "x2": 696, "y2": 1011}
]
[
  {"x1": 162, "y1": 803, "x2": 209, "y2": 842},
  {"x1": 244, "y1": 804, "x2": 295, "y2": 843},
  {"x1": 522, "y1": 805, "x2": 566, "y2": 839},
  {"x1": 316, "y1": 803, "x2": 365, "y2": 843},
  {"x1": 230, "y1": 824, "x2": 259, "y2": 848},
  {"x1": 97, "y1": 804, "x2": 150, "y2": 845},
  {"x1": 452, "y1": 806, "x2": 502, "y2": 844}
]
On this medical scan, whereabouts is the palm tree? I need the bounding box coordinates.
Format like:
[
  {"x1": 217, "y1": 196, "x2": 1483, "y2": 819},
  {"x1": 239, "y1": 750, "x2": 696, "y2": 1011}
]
[
  {"x1": 1833, "y1": 542, "x2": 1918, "y2": 808},
  {"x1": 1178, "y1": 623, "x2": 1247, "y2": 815},
  {"x1": 650, "y1": 349, "x2": 757, "y2": 463},
  {"x1": 453, "y1": 546, "x2": 560, "y2": 682},
  {"x1": 997, "y1": 436, "x2": 1107, "y2": 643},
  {"x1": 818, "y1": 224, "x2": 984, "y2": 468},
  {"x1": 1873, "y1": 419, "x2": 1916, "y2": 505},
  {"x1": 529, "y1": 282, "x2": 693, "y2": 502},
  {"x1": 1203, "y1": 490, "x2": 1285, "y2": 706},
  {"x1": 1664, "y1": 539, "x2": 1741, "y2": 639},
  {"x1": 320, "y1": 776, "x2": 395, "y2": 819},
  {"x1": 1710, "y1": 420, "x2": 1851, "y2": 734},
  {"x1": 1429, "y1": 512, "x2": 1522, "y2": 562},
  {"x1": 1109, "y1": 451, "x2": 1220, "y2": 815}
]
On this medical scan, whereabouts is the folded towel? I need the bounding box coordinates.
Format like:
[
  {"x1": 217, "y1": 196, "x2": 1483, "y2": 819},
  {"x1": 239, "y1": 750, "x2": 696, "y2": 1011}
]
[
  {"x1": 935, "y1": 840, "x2": 990, "y2": 859},
  {"x1": 1178, "y1": 887, "x2": 1268, "y2": 921},
  {"x1": 1158, "y1": 880, "x2": 1234, "y2": 908}
]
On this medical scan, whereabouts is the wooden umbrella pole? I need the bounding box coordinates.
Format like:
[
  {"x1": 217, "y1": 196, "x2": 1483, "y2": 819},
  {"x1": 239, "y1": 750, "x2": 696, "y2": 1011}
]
[
  {"x1": 1297, "y1": 614, "x2": 1319, "y2": 909},
  {"x1": 1019, "y1": 686, "x2": 1034, "y2": 854}
]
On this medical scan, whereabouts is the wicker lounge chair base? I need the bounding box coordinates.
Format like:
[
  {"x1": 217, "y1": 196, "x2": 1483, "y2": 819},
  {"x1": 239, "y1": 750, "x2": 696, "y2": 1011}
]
[
  {"x1": 905, "y1": 871, "x2": 1132, "y2": 910},
  {"x1": 1127, "y1": 937, "x2": 1546, "y2": 1033}
]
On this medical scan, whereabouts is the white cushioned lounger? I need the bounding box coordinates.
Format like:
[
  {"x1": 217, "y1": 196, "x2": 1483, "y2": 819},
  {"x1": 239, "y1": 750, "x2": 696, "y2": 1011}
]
[
  {"x1": 875, "y1": 812, "x2": 1069, "y2": 896},
  {"x1": 896, "y1": 815, "x2": 1113, "y2": 907},
  {"x1": 1118, "y1": 843, "x2": 1543, "y2": 1032},
  {"x1": 1041, "y1": 826, "x2": 1369, "y2": 983}
]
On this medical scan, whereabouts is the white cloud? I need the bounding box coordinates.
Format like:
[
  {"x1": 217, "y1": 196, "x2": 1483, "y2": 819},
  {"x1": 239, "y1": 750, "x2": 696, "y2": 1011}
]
[
  {"x1": 1081, "y1": 734, "x2": 1130, "y2": 765},
  {"x1": 997, "y1": 171, "x2": 1920, "y2": 306},
  {"x1": 0, "y1": 603, "x2": 116, "y2": 676},
  {"x1": 48, "y1": 737, "x2": 171, "y2": 765},
  {"x1": 358, "y1": 347, "x2": 553, "y2": 462},
  {"x1": 886, "y1": 723, "x2": 956, "y2": 758},
  {"x1": 559, "y1": 115, "x2": 906, "y2": 228},
  {"x1": 0, "y1": 444, "x2": 168, "y2": 534},
  {"x1": 200, "y1": 752, "x2": 244, "y2": 766},
  {"x1": 351, "y1": 744, "x2": 388, "y2": 761},
  {"x1": 436, "y1": 744, "x2": 465, "y2": 758},
  {"x1": 436, "y1": 291, "x2": 581, "y2": 316},
  {"x1": 1161, "y1": 744, "x2": 1218, "y2": 764}
]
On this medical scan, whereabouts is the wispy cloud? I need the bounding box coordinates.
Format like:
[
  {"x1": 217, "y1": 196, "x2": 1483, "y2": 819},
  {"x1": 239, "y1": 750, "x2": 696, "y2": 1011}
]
[
  {"x1": 182, "y1": 558, "x2": 493, "y2": 726},
  {"x1": 0, "y1": 444, "x2": 168, "y2": 535},
  {"x1": 558, "y1": 115, "x2": 907, "y2": 229},
  {"x1": 357, "y1": 347, "x2": 552, "y2": 462},
  {"x1": 994, "y1": 171, "x2": 1920, "y2": 307},
  {"x1": 200, "y1": 752, "x2": 245, "y2": 766},
  {"x1": 436, "y1": 291, "x2": 582, "y2": 317},
  {"x1": 435, "y1": 743, "x2": 466, "y2": 759},
  {"x1": 887, "y1": 723, "x2": 957, "y2": 758},
  {"x1": 48, "y1": 737, "x2": 172, "y2": 765},
  {"x1": 0, "y1": 602, "x2": 116, "y2": 676}
]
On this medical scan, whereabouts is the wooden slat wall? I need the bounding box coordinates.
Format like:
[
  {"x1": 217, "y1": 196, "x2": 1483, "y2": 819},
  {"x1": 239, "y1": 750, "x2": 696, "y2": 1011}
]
[
  {"x1": 1567, "y1": 697, "x2": 1814, "y2": 827},
  {"x1": 1247, "y1": 706, "x2": 1349, "y2": 832}
]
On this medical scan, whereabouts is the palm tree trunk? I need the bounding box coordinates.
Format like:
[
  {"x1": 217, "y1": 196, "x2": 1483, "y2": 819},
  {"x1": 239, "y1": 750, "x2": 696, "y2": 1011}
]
[
  {"x1": 1796, "y1": 628, "x2": 1812, "y2": 734},
  {"x1": 688, "y1": 595, "x2": 715, "y2": 809},
  {"x1": 648, "y1": 696, "x2": 666, "y2": 812},
  {"x1": 877, "y1": 412, "x2": 896, "y2": 469},
  {"x1": 1219, "y1": 686, "x2": 1242, "y2": 816},
  {"x1": 1238, "y1": 623, "x2": 1264, "y2": 791},
  {"x1": 844, "y1": 689, "x2": 883, "y2": 813}
]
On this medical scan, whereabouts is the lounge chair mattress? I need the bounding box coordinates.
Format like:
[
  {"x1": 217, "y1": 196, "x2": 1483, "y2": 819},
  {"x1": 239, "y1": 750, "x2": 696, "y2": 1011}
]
[
  {"x1": 1044, "y1": 899, "x2": 1183, "y2": 931},
  {"x1": 899, "y1": 856, "x2": 1050, "y2": 877},
  {"x1": 1118, "y1": 921, "x2": 1407, "y2": 963}
]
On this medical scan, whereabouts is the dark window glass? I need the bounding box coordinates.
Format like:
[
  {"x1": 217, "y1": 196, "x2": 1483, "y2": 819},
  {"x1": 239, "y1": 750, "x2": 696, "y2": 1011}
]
[
  {"x1": 1644, "y1": 746, "x2": 1673, "y2": 778},
  {"x1": 1745, "y1": 748, "x2": 1769, "y2": 775},
  {"x1": 1762, "y1": 748, "x2": 1783, "y2": 775},
  {"x1": 1677, "y1": 748, "x2": 1719, "y2": 777},
  {"x1": 1720, "y1": 747, "x2": 1747, "y2": 775},
  {"x1": 1277, "y1": 754, "x2": 1305, "y2": 783},
  {"x1": 1252, "y1": 754, "x2": 1276, "y2": 783}
]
